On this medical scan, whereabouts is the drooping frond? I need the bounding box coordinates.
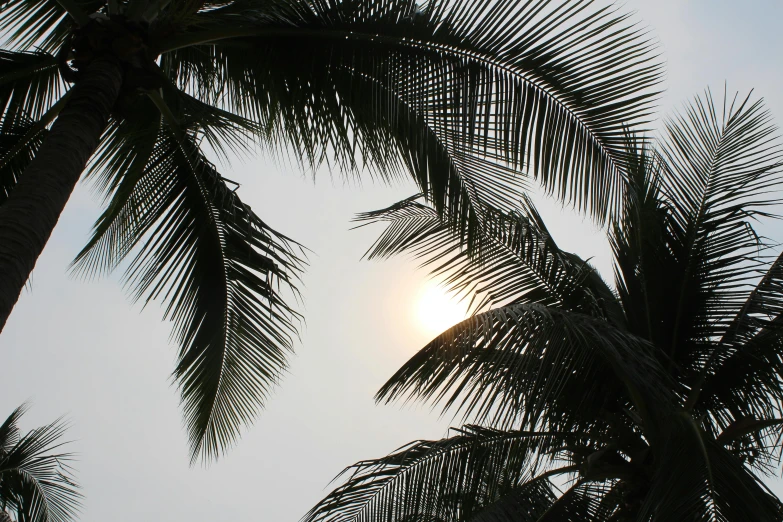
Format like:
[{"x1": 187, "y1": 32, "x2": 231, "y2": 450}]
[
  {"x1": 377, "y1": 303, "x2": 672, "y2": 432},
  {"x1": 356, "y1": 195, "x2": 622, "y2": 322},
  {"x1": 159, "y1": 0, "x2": 663, "y2": 245},
  {"x1": 303, "y1": 426, "x2": 569, "y2": 522},
  {"x1": 71, "y1": 95, "x2": 306, "y2": 462},
  {"x1": 0, "y1": 406, "x2": 81, "y2": 522}
]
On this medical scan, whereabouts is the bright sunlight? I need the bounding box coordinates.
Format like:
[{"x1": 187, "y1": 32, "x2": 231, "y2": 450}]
[{"x1": 415, "y1": 281, "x2": 468, "y2": 338}]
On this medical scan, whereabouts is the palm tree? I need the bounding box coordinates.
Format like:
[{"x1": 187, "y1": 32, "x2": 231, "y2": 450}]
[
  {"x1": 0, "y1": 405, "x2": 80, "y2": 522},
  {"x1": 0, "y1": 0, "x2": 661, "y2": 461},
  {"x1": 305, "y1": 90, "x2": 783, "y2": 521}
]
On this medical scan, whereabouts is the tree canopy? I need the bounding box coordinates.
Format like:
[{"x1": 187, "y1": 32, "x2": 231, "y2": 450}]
[
  {"x1": 0, "y1": 0, "x2": 661, "y2": 461},
  {"x1": 305, "y1": 90, "x2": 783, "y2": 521}
]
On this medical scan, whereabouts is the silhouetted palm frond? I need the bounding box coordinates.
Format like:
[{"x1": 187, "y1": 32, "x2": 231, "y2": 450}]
[{"x1": 0, "y1": 405, "x2": 81, "y2": 522}]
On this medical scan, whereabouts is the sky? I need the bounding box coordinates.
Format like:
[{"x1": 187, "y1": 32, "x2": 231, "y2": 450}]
[{"x1": 2, "y1": 1, "x2": 783, "y2": 520}]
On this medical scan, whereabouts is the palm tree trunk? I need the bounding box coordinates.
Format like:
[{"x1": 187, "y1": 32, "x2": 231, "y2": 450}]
[{"x1": 0, "y1": 57, "x2": 124, "y2": 332}]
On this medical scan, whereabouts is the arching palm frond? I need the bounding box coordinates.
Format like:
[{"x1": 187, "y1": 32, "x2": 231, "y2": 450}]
[
  {"x1": 160, "y1": 0, "x2": 662, "y2": 242},
  {"x1": 302, "y1": 426, "x2": 570, "y2": 522},
  {"x1": 71, "y1": 94, "x2": 305, "y2": 462},
  {"x1": 0, "y1": 50, "x2": 68, "y2": 205},
  {"x1": 466, "y1": 477, "x2": 559, "y2": 522},
  {"x1": 377, "y1": 303, "x2": 671, "y2": 433},
  {"x1": 356, "y1": 195, "x2": 622, "y2": 322},
  {"x1": 0, "y1": 405, "x2": 80, "y2": 522}
]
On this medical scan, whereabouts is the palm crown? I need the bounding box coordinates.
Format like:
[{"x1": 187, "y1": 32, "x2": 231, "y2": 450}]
[
  {"x1": 0, "y1": 0, "x2": 660, "y2": 461},
  {"x1": 305, "y1": 91, "x2": 783, "y2": 521},
  {"x1": 0, "y1": 405, "x2": 80, "y2": 522}
]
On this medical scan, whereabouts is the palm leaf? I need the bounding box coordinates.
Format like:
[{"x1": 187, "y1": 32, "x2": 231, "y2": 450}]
[
  {"x1": 0, "y1": 406, "x2": 81, "y2": 522},
  {"x1": 467, "y1": 476, "x2": 559, "y2": 522},
  {"x1": 160, "y1": 0, "x2": 663, "y2": 243},
  {"x1": 377, "y1": 303, "x2": 672, "y2": 433},
  {"x1": 697, "y1": 253, "x2": 783, "y2": 437},
  {"x1": 303, "y1": 426, "x2": 569, "y2": 522},
  {"x1": 356, "y1": 195, "x2": 622, "y2": 322},
  {"x1": 0, "y1": 50, "x2": 64, "y2": 122},
  {"x1": 0, "y1": 113, "x2": 48, "y2": 205},
  {"x1": 72, "y1": 95, "x2": 305, "y2": 462},
  {"x1": 0, "y1": 0, "x2": 103, "y2": 52},
  {"x1": 657, "y1": 90, "x2": 783, "y2": 362},
  {"x1": 637, "y1": 413, "x2": 783, "y2": 522}
]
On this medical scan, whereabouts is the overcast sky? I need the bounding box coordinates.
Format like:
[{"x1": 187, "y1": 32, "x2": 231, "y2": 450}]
[{"x1": 2, "y1": 1, "x2": 783, "y2": 521}]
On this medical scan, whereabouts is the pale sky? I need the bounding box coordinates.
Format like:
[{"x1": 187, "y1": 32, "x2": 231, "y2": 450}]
[{"x1": 1, "y1": 1, "x2": 782, "y2": 521}]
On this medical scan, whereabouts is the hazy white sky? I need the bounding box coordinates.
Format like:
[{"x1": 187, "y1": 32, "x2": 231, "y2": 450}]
[{"x1": 2, "y1": 1, "x2": 783, "y2": 521}]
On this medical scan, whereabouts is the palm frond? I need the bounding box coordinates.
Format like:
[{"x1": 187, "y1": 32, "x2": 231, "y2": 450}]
[
  {"x1": 657, "y1": 90, "x2": 783, "y2": 361},
  {"x1": 531, "y1": 480, "x2": 611, "y2": 521},
  {"x1": 303, "y1": 426, "x2": 569, "y2": 522},
  {"x1": 0, "y1": 0, "x2": 102, "y2": 52},
  {"x1": 160, "y1": 0, "x2": 663, "y2": 245},
  {"x1": 609, "y1": 138, "x2": 681, "y2": 352},
  {"x1": 356, "y1": 195, "x2": 622, "y2": 322},
  {"x1": 695, "y1": 252, "x2": 783, "y2": 433},
  {"x1": 377, "y1": 303, "x2": 672, "y2": 433},
  {"x1": 0, "y1": 50, "x2": 64, "y2": 122},
  {"x1": 71, "y1": 96, "x2": 306, "y2": 462},
  {"x1": 0, "y1": 113, "x2": 48, "y2": 205},
  {"x1": 0, "y1": 406, "x2": 81, "y2": 522},
  {"x1": 0, "y1": 405, "x2": 26, "y2": 453}
]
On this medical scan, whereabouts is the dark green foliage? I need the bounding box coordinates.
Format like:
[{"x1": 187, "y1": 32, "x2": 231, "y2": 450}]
[
  {"x1": 1, "y1": 0, "x2": 660, "y2": 461},
  {"x1": 306, "y1": 91, "x2": 783, "y2": 521},
  {"x1": 0, "y1": 405, "x2": 80, "y2": 522}
]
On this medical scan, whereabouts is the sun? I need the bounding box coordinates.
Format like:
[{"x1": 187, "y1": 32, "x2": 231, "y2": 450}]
[{"x1": 415, "y1": 281, "x2": 467, "y2": 338}]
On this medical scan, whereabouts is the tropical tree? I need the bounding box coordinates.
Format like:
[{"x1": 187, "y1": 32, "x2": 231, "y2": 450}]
[
  {"x1": 305, "y1": 91, "x2": 783, "y2": 521},
  {"x1": 0, "y1": 0, "x2": 661, "y2": 461},
  {"x1": 0, "y1": 405, "x2": 80, "y2": 522}
]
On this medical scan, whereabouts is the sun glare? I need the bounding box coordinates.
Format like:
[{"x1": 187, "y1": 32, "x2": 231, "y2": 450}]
[{"x1": 415, "y1": 282, "x2": 467, "y2": 338}]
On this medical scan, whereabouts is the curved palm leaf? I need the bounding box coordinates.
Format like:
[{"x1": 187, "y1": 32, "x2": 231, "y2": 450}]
[
  {"x1": 0, "y1": 0, "x2": 103, "y2": 52},
  {"x1": 302, "y1": 426, "x2": 570, "y2": 522},
  {"x1": 377, "y1": 303, "x2": 672, "y2": 432},
  {"x1": 160, "y1": 0, "x2": 663, "y2": 233},
  {"x1": 636, "y1": 413, "x2": 783, "y2": 522},
  {"x1": 355, "y1": 195, "x2": 622, "y2": 322},
  {"x1": 0, "y1": 405, "x2": 80, "y2": 522},
  {"x1": 698, "y1": 252, "x2": 783, "y2": 438}
]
